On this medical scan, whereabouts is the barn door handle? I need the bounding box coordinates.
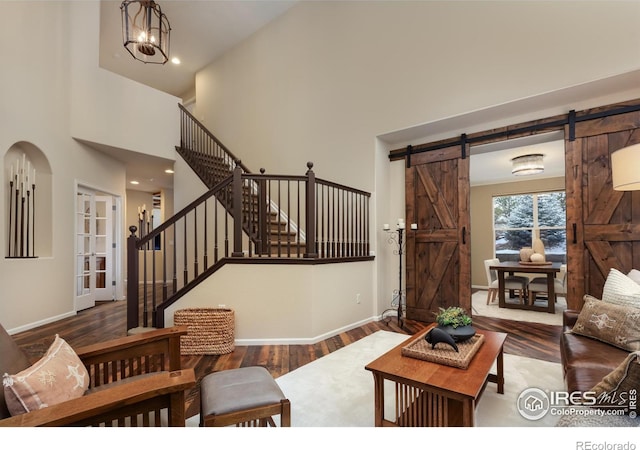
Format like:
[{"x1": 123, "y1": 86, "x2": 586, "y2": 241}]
[
  {"x1": 462, "y1": 226, "x2": 467, "y2": 245},
  {"x1": 572, "y1": 223, "x2": 577, "y2": 244}
]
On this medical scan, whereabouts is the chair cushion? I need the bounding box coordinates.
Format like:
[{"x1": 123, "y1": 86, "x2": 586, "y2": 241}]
[
  {"x1": 200, "y1": 366, "x2": 285, "y2": 416},
  {"x1": 2, "y1": 335, "x2": 89, "y2": 416}
]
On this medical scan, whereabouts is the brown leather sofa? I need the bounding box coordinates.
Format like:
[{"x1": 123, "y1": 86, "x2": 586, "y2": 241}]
[{"x1": 560, "y1": 309, "x2": 629, "y2": 393}]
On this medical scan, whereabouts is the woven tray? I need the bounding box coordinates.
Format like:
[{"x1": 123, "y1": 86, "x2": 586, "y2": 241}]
[
  {"x1": 174, "y1": 308, "x2": 235, "y2": 355},
  {"x1": 401, "y1": 329, "x2": 485, "y2": 369}
]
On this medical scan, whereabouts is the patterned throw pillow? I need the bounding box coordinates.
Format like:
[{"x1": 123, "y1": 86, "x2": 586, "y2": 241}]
[
  {"x1": 2, "y1": 335, "x2": 89, "y2": 416},
  {"x1": 590, "y1": 351, "x2": 640, "y2": 412},
  {"x1": 602, "y1": 268, "x2": 640, "y2": 308},
  {"x1": 571, "y1": 296, "x2": 640, "y2": 352}
]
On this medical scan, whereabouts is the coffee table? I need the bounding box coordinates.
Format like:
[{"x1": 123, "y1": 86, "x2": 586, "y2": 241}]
[{"x1": 365, "y1": 326, "x2": 507, "y2": 427}]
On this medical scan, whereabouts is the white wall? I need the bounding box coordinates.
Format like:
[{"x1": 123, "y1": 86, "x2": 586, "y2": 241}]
[
  {"x1": 0, "y1": 2, "x2": 181, "y2": 332},
  {"x1": 69, "y1": 3, "x2": 180, "y2": 159},
  {"x1": 193, "y1": 0, "x2": 640, "y2": 330},
  {"x1": 164, "y1": 260, "x2": 374, "y2": 344}
]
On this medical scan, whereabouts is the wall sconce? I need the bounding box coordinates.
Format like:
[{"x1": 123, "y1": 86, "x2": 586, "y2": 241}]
[
  {"x1": 511, "y1": 154, "x2": 544, "y2": 176},
  {"x1": 611, "y1": 143, "x2": 640, "y2": 191}
]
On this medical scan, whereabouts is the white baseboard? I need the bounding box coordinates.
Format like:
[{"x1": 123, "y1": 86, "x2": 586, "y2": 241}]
[
  {"x1": 235, "y1": 314, "x2": 389, "y2": 346},
  {"x1": 7, "y1": 311, "x2": 77, "y2": 335}
]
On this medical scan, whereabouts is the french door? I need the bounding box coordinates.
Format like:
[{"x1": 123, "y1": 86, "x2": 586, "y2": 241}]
[{"x1": 75, "y1": 188, "x2": 114, "y2": 311}]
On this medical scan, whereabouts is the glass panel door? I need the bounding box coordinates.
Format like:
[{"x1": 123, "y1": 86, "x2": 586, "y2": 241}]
[
  {"x1": 75, "y1": 190, "x2": 114, "y2": 311},
  {"x1": 76, "y1": 191, "x2": 94, "y2": 310},
  {"x1": 94, "y1": 195, "x2": 113, "y2": 300}
]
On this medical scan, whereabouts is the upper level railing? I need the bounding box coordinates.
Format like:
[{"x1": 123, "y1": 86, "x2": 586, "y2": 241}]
[
  {"x1": 126, "y1": 106, "x2": 372, "y2": 331},
  {"x1": 178, "y1": 104, "x2": 250, "y2": 188}
]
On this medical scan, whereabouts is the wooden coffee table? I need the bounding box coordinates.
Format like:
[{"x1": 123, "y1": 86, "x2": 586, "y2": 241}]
[{"x1": 365, "y1": 326, "x2": 506, "y2": 427}]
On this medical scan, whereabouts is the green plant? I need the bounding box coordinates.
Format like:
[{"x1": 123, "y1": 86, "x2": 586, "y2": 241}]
[{"x1": 435, "y1": 306, "x2": 472, "y2": 329}]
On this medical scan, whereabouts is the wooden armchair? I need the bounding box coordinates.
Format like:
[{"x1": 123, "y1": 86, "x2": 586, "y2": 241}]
[{"x1": 0, "y1": 323, "x2": 195, "y2": 427}]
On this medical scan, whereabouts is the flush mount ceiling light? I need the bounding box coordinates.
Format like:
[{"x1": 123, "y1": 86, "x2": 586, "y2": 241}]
[
  {"x1": 611, "y1": 143, "x2": 640, "y2": 191},
  {"x1": 121, "y1": 1, "x2": 171, "y2": 65},
  {"x1": 511, "y1": 154, "x2": 544, "y2": 176}
]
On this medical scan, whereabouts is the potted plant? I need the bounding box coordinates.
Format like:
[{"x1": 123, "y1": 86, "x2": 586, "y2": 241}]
[{"x1": 435, "y1": 306, "x2": 475, "y2": 342}]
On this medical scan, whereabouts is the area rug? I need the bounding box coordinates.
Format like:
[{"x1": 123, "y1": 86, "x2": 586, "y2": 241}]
[
  {"x1": 472, "y1": 290, "x2": 566, "y2": 326},
  {"x1": 271, "y1": 330, "x2": 565, "y2": 427}
]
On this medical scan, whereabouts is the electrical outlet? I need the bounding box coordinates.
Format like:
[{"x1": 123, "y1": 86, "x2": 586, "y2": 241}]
[{"x1": 356, "y1": 293, "x2": 361, "y2": 304}]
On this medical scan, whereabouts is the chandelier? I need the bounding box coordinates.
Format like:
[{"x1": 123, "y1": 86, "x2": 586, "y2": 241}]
[
  {"x1": 121, "y1": 1, "x2": 171, "y2": 64},
  {"x1": 511, "y1": 154, "x2": 544, "y2": 176}
]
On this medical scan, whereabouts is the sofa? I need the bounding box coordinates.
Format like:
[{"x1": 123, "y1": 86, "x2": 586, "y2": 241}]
[
  {"x1": 556, "y1": 268, "x2": 640, "y2": 426},
  {"x1": 560, "y1": 309, "x2": 629, "y2": 394}
]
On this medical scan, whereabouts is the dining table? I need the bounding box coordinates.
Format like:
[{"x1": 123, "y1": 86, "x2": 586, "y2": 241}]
[{"x1": 489, "y1": 260, "x2": 563, "y2": 313}]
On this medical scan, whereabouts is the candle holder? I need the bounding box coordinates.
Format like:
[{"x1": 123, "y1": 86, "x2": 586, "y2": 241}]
[
  {"x1": 383, "y1": 219, "x2": 406, "y2": 326},
  {"x1": 6, "y1": 154, "x2": 38, "y2": 258}
]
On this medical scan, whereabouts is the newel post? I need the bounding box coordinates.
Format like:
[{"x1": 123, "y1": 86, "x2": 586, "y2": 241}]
[
  {"x1": 304, "y1": 162, "x2": 318, "y2": 258},
  {"x1": 258, "y1": 168, "x2": 268, "y2": 254},
  {"x1": 232, "y1": 161, "x2": 244, "y2": 257},
  {"x1": 126, "y1": 226, "x2": 140, "y2": 331}
]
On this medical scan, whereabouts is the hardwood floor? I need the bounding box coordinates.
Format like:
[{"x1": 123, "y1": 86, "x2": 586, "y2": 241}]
[{"x1": 10, "y1": 299, "x2": 562, "y2": 420}]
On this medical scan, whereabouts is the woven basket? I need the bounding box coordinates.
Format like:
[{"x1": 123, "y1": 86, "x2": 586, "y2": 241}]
[{"x1": 174, "y1": 308, "x2": 235, "y2": 355}]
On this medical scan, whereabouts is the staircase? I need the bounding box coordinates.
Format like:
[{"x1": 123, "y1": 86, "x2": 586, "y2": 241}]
[
  {"x1": 126, "y1": 104, "x2": 373, "y2": 330},
  {"x1": 177, "y1": 112, "x2": 307, "y2": 257}
]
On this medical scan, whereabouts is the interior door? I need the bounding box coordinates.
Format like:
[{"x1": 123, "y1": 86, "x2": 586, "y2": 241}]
[
  {"x1": 405, "y1": 145, "x2": 471, "y2": 322},
  {"x1": 76, "y1": 189, "x2": 114, "y2": 311},
  {"x1": 565, "y1": 109, "x2": 640, "y2": 310}
]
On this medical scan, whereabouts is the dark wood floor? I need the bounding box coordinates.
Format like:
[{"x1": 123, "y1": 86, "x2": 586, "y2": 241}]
[{"x1": 10, "y1": 299, "x2": 562, "y2": 419}]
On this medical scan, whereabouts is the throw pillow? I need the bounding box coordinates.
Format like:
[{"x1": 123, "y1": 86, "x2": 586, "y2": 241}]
[
  {"x1": 571, "y1": 296, "x2": 640, "y2": 352},
  {"x1": 2, "y1": 335, "x2": 89, "y2": 416},
  {"x1": 590, "y1": 351, "x2": 640, "y2": 412},
  {"x1": 628, "y1": 269, "x2": 640, "y2": 286},
  {"x1": 602, "y1": 268, "x2": 640, "y2": 308}
]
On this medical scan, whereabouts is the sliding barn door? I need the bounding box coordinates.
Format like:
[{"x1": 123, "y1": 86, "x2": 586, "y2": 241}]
[
  {"x1": 565, "y1": 108, "x2": 640, "y2": 310},
  {"x1": 405, "y1": 146, "x2": 471, "y2": 322}
]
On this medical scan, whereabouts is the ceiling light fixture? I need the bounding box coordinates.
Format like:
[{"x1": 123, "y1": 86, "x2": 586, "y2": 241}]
[
  {"x1": 121, "y1": 1, "x2": 171, "y2": 65},
  {"x1": 511, "y1": 154, "x2": 544, "y2": 176},
  {"x1": 611, "y1": 143, "x2": 640, "y2": 191}
]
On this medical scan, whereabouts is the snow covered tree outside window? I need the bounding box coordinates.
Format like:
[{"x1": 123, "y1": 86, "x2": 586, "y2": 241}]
[{"x1": 493, "y1": 191, "x2": 566, "y2": 263}]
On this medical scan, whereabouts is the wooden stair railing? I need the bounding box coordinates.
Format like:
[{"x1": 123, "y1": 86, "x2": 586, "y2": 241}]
[{"x1": 125, "y1": 106, "x2": 373, "y2": 331}]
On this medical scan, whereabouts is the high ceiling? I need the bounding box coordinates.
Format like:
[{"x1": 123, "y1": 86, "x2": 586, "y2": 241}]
[
  {"x1": 99, "y1": 0, "x2": 297, "y2": 99},
  {"x1": 97, "y1": 0, "x2": 297, "y2": 192},
  {"x1": 96, "y1": 1, "x2": 624, "y2": 193}
]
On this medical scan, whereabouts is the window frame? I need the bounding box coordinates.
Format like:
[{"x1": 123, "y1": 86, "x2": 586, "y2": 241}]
[{"x1": 492, "y1": 190, "x2": 566, "y2": 261}]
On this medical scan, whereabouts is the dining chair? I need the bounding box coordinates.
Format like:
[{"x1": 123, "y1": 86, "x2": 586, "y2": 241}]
[
  {"x1": 528, "y1": 263, "x2": 567, "y2": 305},
  {"x1": 484, "y1": 258, "x2": 530, "y2": 304}
]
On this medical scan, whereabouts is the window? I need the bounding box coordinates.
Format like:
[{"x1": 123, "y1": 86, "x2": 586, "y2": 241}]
[{"x1": 493, "y1": 191, "x2": 566, "y2": 263}]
